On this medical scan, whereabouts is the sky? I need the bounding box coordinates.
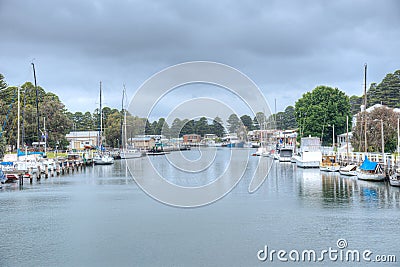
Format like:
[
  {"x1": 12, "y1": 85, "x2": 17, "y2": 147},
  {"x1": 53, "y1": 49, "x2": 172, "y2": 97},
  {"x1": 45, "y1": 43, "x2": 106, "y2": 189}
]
[{"x1": 1, "y1": 0, "x2": 399, "y2": 121}]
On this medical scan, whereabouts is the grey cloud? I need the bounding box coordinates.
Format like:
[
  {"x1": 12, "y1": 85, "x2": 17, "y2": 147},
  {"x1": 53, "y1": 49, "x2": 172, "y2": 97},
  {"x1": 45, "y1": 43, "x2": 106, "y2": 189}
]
[{"x1": 0, "y1": 0, "x2": 399, "y2": 114}]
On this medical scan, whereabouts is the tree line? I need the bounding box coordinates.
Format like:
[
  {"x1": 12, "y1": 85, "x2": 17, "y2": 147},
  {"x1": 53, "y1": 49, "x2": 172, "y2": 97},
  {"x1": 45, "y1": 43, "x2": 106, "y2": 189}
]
[{"x1": 1, "y1": 67, "x2": 399, "y2": 157}]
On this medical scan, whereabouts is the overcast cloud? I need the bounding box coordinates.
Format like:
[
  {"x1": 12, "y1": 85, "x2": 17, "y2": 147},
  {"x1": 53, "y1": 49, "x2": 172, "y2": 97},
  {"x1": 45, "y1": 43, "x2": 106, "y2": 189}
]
[{"x1": 1, "y1": 0, "x2": 399, "y2": 118}]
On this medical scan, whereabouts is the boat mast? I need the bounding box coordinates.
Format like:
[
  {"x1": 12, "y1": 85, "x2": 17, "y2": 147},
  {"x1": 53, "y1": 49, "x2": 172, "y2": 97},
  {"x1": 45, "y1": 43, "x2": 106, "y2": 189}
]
[
  {"x1": 99, "y1": 81, "x2": 103, "y2": 149},
  {"x1": 397, "y1": 117, "x2": 400, "y2": 159},
  {"x1": 17, "y1": 86, "x2": 20, "y2": 157},
  {"x1": 346, "y1": 115, "x2": 349, "y2": 165},
  {"x1": 123, "y1": 85, "x2": 128, "y2": 150},
  {"x1": 31, "y1": 62, "x2": 40, "y2": 150},
  {"x1": 120, "y1": 86, "x2": 125, "y2": 149},
  {"x1": 363, "y1": 63, "x2": 367, "y2": 153}
]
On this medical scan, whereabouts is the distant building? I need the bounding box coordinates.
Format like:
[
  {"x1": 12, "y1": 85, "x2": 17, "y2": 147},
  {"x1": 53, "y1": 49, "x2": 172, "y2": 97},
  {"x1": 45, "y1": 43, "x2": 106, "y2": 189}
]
[
  {"x1": 129, "y1": 136, "x2": 156, "y2": 150},
  {"x1": 337, "y1": 132, "x2": 353, "y2": 152},
  {"x1": 204, "y1": 134, "x2": 217, "y2": 140},
  {"x1": 66, "y1": 131, "x2": 99, "y2": 150},
  {"x1": 183, "y1": 134, "x2": 201, "y2": 144},
  {"x1": 353, "y1": 103, "x2": 400, "y2": 128}
]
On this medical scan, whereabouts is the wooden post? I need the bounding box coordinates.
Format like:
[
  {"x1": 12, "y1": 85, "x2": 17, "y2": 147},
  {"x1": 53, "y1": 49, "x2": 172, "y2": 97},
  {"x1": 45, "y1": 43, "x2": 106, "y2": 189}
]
[
  {"x1": 37, "y1": 166, "x2": 41, "y2": 180},
  {"x1": 45, "y1": 164, "x2": 48, "y2": 178}
]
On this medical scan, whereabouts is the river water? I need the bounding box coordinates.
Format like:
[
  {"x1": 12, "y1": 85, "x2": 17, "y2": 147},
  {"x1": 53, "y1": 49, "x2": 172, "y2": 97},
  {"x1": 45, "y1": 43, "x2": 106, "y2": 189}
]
[{"x1": 0, "y1": 147, "x2": 399, "y2": 266}]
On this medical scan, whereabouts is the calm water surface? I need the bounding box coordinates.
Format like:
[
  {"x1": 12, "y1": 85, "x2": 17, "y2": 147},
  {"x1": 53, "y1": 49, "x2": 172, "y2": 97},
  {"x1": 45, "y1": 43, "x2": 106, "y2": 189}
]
[{"x1": 1, "y1": 148, "x2": 399, "y2": 266}]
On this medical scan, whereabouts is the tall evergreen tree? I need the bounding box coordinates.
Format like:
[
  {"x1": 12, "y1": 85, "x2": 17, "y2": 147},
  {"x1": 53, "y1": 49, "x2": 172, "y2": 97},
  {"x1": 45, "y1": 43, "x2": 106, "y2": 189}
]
[
  {"x1": 227, "y1": 114, "x2": 240, "y2": 133},
  {"x1": 367, "y1": 70, "x2": 400, "y2": 108},
  {"x1": 240, "y1": 115, "x2": 253, "y2": 131}
]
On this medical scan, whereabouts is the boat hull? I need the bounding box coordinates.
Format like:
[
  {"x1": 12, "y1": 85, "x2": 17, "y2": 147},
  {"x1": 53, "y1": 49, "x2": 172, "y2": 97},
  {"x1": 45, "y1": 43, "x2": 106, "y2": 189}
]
[
  {"x1": 279, "y1": 156, "x2": 292, "y2": 162},
  {"x1": 93, "y1": 155, "x2": 114, "y2": 165},
  {"x1": 320, "y1": 165, "x2": 340, "y2": 172},
  {"x1": 120, "y1": 152, "x2": 142, "y2": 159},
  {"x1": 356, "y1": 171, "x2": 385, "y2": 181},
  {"x1": 389, "y1": 173, "x2": 400, "y2": 187},
  {"x1": 339, "y1": 170, "x2": 357, "y2": 176},
  {"x1": 295, "y1": 159, "x2": 320, "y2": 168}
]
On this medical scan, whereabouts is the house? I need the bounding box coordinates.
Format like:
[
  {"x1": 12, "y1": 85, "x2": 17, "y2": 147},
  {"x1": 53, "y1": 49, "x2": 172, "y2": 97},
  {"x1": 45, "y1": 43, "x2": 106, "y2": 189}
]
[
  {"x1": 204, "y1": 134, "x2": 218, "y2": 140},
  {"x1": 183, "y1": 134, "x2": 201, "y2": 144},
  {"x1": 129, "y1": 136, "x2": 156, "y2": 150},
  {"x1": 66, "y1": 131, "x2": 99, "y2": 150}
]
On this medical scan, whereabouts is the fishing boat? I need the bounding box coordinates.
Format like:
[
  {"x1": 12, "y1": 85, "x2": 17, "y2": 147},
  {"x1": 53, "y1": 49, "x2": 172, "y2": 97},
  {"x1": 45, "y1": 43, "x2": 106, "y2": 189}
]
[
  {"x1": 278, "y1": 148, "x2": 293, "y2": 162},
  {"x1": 339, "y1": 164, "x2": 357, "y2": 176},
  {"x1": 320, "y1": 155, "x2": 340, "y2": 172},
  {"x1": 293, "y1": 137, "x2": 322, "y2": 168},
  {"x1": 356, "y1": 156, "x2": 385, "y2": 181},
  {"x1": 389, "y1": 169, "x2": 400, "y2": 187}
]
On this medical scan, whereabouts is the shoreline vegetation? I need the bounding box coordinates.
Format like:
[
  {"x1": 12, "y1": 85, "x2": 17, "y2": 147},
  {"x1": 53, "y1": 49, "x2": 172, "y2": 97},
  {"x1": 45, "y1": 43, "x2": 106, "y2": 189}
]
[{"x1": 0, "y1": 69, "x2": 399, "y2": 158}]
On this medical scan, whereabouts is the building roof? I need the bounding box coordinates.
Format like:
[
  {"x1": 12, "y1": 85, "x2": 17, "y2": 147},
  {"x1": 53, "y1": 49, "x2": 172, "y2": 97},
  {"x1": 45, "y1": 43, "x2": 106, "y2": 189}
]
[{"x1": 66, "y1": 131, "x2": 99, "y2": 138}]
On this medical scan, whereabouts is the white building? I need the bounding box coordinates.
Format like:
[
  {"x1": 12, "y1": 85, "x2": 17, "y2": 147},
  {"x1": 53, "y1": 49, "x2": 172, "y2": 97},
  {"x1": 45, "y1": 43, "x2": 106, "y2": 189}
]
[{"x1": 66, "y1": 131, "x2": 99, "y2": 150}]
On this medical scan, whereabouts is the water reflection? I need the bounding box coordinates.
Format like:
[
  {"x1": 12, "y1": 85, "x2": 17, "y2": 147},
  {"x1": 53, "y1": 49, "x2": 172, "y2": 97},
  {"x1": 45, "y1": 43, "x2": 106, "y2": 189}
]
[{"x1": 292, "y1": 164, "x2": 400, "y2": 209}]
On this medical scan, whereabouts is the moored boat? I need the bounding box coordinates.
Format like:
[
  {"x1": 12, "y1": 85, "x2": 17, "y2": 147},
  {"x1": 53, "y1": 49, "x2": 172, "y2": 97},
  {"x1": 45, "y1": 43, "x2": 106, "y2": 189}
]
[
  {"x1": 356, "y1": 156, "x2": 385, "y2": 181},
  {"x1": 389, "y1": 169, "x2": 400, "y2": 187},
  {"x1": 339, "y1": 164, "x2": 357, "y2": 176},
  {"x1": 294, "y1": 137, "x2": 322, "y2": 168},
  {"x1": 279, "y1": 148, "x2": 293, "y2": 162},
  {"x1": 120, "y1": 149, "x2": 143, "y2": 159},
  {"x1": 93, "y1": 153, "x2": 114, "y2": 165},
  {"x1": 320, "y1": 155, "x2": 340, "y2": 172}
]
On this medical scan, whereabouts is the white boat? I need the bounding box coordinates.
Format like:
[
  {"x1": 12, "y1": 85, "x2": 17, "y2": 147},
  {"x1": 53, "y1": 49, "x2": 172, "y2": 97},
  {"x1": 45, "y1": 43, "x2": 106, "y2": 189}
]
[
  {"x1": 294, "y1": 137, "x2": 322, "y2": 168},
  {"x1": 389, "y1": 169, "x2": 400, "y2": 187},
  {"x1": 93, "y1": 82, "x2": 114, "y2": 166},
  {"x1": 278, "y1": 148, "x2": 293, "y2": 162},
  {"x1": 320, "y1": 155, "x2": 340, "y2": 172},
  {"x1": 356, "y1": 156, "x2": 385, "y2": 181},
  {"x1": 93, "y1": 154, "x2": 114, "y2": 165},
  {"x1": 339, "y1": 164, "x2": 357, "y2": 176},
  {"x1": 120, "y1": 149, "x2": 142, "y2": 159},
  {"x1": 120, "y1": 87, "x2": 143, "y2": 160},
  {"x1": 255, "y1": 147, "x2": 268, "y2": 156}
]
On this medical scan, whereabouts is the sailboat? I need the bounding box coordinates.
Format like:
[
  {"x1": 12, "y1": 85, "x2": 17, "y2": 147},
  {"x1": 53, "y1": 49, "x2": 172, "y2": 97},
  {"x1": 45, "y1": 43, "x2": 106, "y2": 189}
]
[
  {"x1": 356, "y1": 156, "x2": 385, "y2": 181},
  {"x1": 389, "y1": 118, "x2": 400, "y2": 186},
  {"x1": 93, "y1": 82, "x2": 114, "y2": 165},
  {"x1": 119, "y1": 86, "x2": 142, "y2": 159},
  {"x1": 339, "y1": 115, "x2": 356, "y2": 176},
  {"x1": 355, "y1": 64, "x2": 385, "y2": 181}
]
